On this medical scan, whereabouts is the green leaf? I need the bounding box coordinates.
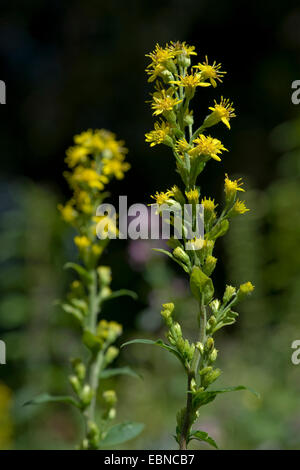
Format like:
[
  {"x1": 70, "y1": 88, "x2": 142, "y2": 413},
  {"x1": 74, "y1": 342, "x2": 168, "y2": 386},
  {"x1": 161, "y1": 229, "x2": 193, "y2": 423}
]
[
  {"x1": 102, "y1": 289, "x2": 138, "y2": 302},
  {"x1": 190, "y1": 266, "x2": 214, "y2": 304},
  {"x1": 99, "y1": 421, "x2": 144, "y2": 447},
  {"x1": 207, "y1": 219, "x2": 229, "y2": 241},
  {"x1": 24, "y1": 393, "x2": 80, "y2": 408},
  {"x1": 64, "y1": 262, "x2": 92, "y2": 282},
  {"x1": 153, "y1": 248, "x2": 190, "y2": 273},
  {"x1": 189, "y1": 430, "x2": 218, "y2": 449},
  {"x1": 100, "y1": 367, "x2": 142, "y2": 380},
  {"x1": 60, "y1": 303, "x2": 84, "y2": 322},
  {"x1": 121, "y1": 339, "x2": 185, "y2": 366},
  {"x1": 192, "y1": 385, "x2": 259, "y2": 410}
]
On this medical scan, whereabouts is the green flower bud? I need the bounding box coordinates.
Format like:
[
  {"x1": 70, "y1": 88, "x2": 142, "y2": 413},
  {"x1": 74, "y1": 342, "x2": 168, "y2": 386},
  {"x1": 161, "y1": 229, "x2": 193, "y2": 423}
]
[
  {"x1": 97, "y1": 266, "x2": 112, "y2": 286},
  {"x1": 173, "y1": 247, "x2": 190, "y2": 266},
  {"x1": 80, "y1": 385, "x2": 94, "y2": 406},
  {"x1": 209, "y1": 348, "x2": 218, "y2": 363},
  {"x1": 190, "y1": 378, "x2": 197, "y2": 392},
  {"x1": 161, "y1": 303, "x2": 174, "y2": 326},
  {"x1": 71, "y1": 359, "x2": 86, "y2": 381},
  {"x1": 199, "y1": 366, "x2": 213, "y2": 376},
  {"x1": 172, "y1": 322, "x2": 182, "y2": 340},
  {"x1": 160, "y1": 70, "x2": 174, "y2": 83},
  {"x1": 202, "y1": 368, "x2": 221, "y2": 387},
  {"x1": 177, "y1": 53, "x2": 191, "y2": 68},
  {"x1": 183, "y1": 113, "x2": 194, "y2": 127},
  {"x1": 101, "y1": 286, "x2": 112, "y2": 300},
  {"x1": 223, "y1": 285, "x2": 236, "y2": 304},
  {"x1": 108, "y1": 408, "x2": 116, "y2": 420},
  {"x1": 105, "y1": 346, "x2": 119, "y2": 365},
  {"x1": 103, "y1": 389, "x2": 117, "y2": 407},
  {"x1": 203, "y1": 255, "x2": 217, "y2": 276},
  {"x1": 176, "y1": 336, "x2": 185, "y2": 354},
  {"x1": 210, "y1": 299, "x2": 220, "y2": 314},
  {"x1": 196, "y1": 342, "x2": 204, "y2": 355},
  {"x1": 87, "y1": 421, "x2": 100, "y2": 445},
  {"x1": 69, "y1": 375, "x2": 81, "y2": 394},
  {"x1": 205, "y1": 337, "x2": 214, "y2": 352}
]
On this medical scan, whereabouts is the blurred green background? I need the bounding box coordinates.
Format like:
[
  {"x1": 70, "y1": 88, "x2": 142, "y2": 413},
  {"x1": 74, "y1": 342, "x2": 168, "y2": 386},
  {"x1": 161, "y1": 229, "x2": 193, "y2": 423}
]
[{"x1": 1, "y1": 0, "x2": 300, "y2": 449}]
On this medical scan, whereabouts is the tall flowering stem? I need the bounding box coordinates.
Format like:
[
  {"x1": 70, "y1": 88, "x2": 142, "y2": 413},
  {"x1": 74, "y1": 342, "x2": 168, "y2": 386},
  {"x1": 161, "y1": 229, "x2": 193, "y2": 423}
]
[
  {"x1": 127, "y1": 42, "x2": 256, "y2": 450},
  {"x1": 28, "y1": 129, "x2": 143, "y2": 449}
]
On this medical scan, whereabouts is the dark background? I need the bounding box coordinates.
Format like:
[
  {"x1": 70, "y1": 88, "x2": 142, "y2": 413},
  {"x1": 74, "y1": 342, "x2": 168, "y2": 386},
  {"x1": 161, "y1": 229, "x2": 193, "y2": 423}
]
[{"x1": 1, "y1": 0, "x2": 300, "y2": 450}]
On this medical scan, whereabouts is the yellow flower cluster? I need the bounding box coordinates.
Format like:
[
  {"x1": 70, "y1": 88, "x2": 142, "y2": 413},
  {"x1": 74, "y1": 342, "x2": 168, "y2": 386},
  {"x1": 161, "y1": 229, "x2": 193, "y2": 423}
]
[
  {"x1": 59, "y1": 129, "x2": 129, "y2": 262},
  {"x1": 145, "y1": 42, "x2": 235, "y2": 171}
]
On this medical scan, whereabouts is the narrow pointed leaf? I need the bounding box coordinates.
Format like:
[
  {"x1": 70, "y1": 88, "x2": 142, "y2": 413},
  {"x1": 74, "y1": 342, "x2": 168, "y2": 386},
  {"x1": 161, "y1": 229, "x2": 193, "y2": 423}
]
[
  {"x1": 100, "y1": 367, "x2": 142, "y2": 380},
  {"x1": 24, "y1": 393, "x2": 81, "y2": 408},
  {"x1": 189, "y1": 430, "x2": 218, "y2": 449},
  {"x1": 99, "y1": 421, "x2": 144, "y2": 447}
]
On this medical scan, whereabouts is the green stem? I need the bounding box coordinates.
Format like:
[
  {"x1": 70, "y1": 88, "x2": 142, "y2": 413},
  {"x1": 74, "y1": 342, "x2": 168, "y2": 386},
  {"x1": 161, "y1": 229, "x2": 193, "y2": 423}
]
[
  {"x1": 179, "y1": 302, "x2": 207, "y2": 450},
  {"x1": 84, "y1": 269, "x2": 103, "y2": 445}
]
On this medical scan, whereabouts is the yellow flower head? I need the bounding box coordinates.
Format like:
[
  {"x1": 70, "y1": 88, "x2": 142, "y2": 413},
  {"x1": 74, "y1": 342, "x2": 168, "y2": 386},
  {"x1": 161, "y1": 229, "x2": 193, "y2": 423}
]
[
  {"x1": 145, "y1": 121, "x2": 170, "y2": 147},
  {"x1": 189, "y1": 134, "x2": 227, "y2": 161},
  {"x1": 194, "y1": 56, "x2": 226, "y2": 87},
  {"x1": 151, "y1": 88, "x2": 182, "y2": 116},
  {"x1": 238, "y1": 281, "x2": 255, "y2": 296},
  {"x1": 224, "y1": 174, "x2": 245, "y2": 199},
  {"x1": 70, "y1": 166, "x2": 108, "y2": 190},
  {"x1": 169, "y1": 41, "x2": 197, "y2": 58},
  {"x1": 170, "y1": 70, "x2": 211, "y2": 90},
  {"x1": 65, "y1": 146, "x2": 89, "y2": 168},
  {"x1": 58, "y1": 203, "x2": 77, "y2": 223},
  {"x1": 208, "y1": 97, "x2": 236, "y2": 129},
  {"x1": 150, "y1": 190, "x2": 174, "y2": 206},
  {"x1": 102, "y1": 159, "x2": 130, "y2": 180},
  {"x1": 230, "y1": 200, "x2": 250, "y2": 216},
  {"x1": 175, "y1": 138, "x2": 190, "y2": 154},
  {"x1": 74, "y1": 190, "x2": 93, "y2": 214},
  {"x1": 74, "y1": 235, "x2": 91, "y2": 249},
  {"x1": 186, "y1": 237, "x2": 205, "y2": 251},
  {"x1": 185, "y1": 188, "x2": 199, "y2": 203},
  {"x1": 201, "y1": 197, "x2": 217, "y2": 212},
  {"x1": 146, "y1": 43, "x2": 176, "y2": 67}
]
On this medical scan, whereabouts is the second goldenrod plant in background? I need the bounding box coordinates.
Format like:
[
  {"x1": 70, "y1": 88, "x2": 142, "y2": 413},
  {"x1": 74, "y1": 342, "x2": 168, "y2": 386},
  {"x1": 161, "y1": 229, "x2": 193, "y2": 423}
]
[
  {"x1": 27, "y1": 129, "x2": 143, "y2": 449},
  {"x1": 124, "y1": 42, "x2": 257, "y2": 450}
]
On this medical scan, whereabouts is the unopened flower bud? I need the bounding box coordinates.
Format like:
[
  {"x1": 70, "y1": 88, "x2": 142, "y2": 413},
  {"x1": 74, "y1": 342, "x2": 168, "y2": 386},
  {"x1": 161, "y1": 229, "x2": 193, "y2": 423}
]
[
  {"x1": 97, "y1": 266, "x2": 112, "y2": 286},
  {"x1": 209, "y1": 348, "x2": 218, "y2": 363},
  {"x1": 199, "y1": 366, "x2": 212, "y2": 376},
  {"x1": 202, "y1": 368, "x2": 221, "y2": 387},
  {"x1": 172, "y1": 322, "x2": 182, "y2": 340},
  {"x1": 223, "y1": 285, "x2": 236, "y2": 304},
  {"x1": 177, "y1": 53, "x2": 191, "y2": 68},
  {"x1": 101, "y1": 286, "x2": 112, "y2": 299},
  {"x1": 205, "y1": 337, "x2": 214, "y2": 352},
  {"x1": 161, "y1": 303, "x2": 174, "y2": 326},
  {"x1": 190, "y1": 378, "x2": 197, "y2": 392},
  {"x1": 105, "y1": 346, "x2": 119, "y2": 365},
  {"x1": 80, "y1": 385, "x2": 94, "y2": 406},
  {"x1": 71, "y1": 359, "x2": 86, "y2": 381},
  {"x1": 69, "y1": 375, "x2": 81, "y2": 394},
  {"x1": 103, "y1": 390, "x2": 117, "y2": 407},
  {"x1": 173, "y1": 247, "x2": 190, "y2": 266},
  {"x1": 196, "y1": 342, "x2": 204, "y2": 355},
  {"x1": 210, "y1": 299, "x2": 220, "y2": 314},
  {"x1": 203, "y1": 255, "x2": 217, "y2": 276}
]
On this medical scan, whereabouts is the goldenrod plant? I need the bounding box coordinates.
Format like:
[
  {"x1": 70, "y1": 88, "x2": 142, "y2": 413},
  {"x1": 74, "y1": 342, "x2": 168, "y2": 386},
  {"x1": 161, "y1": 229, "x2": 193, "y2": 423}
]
[
  {"x1": 27, "y1": 129, "x2": 143, "y2": 449},
  {"x1": 123, "y1": 42, "x2": 257, "y2": 450}
]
